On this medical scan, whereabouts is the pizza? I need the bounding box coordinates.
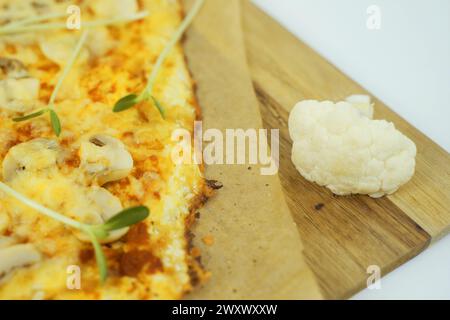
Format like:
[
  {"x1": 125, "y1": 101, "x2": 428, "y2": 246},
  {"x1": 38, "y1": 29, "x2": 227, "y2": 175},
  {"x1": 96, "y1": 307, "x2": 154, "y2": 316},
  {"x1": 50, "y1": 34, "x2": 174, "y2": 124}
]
[{"x1": 0, "y1": 0, "x2": 210, "y2": 299}]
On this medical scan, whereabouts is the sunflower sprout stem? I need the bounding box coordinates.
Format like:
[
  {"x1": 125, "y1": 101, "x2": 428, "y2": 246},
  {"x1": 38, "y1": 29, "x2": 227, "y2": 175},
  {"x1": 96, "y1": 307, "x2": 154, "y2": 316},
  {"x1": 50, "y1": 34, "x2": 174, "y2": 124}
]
[
  {"x1": 2, "y1": 12, "x2": 68, "y2": 30},
  {"x1": 139, "y1": 0, "x2": 205, "y2": 99},
  {"x1": 12, "y1": 29, "x2": 87, "y2": 136},
  {"x1": 0, "y1": 12, "x2": 28, "y2": 20},
  {"x1": 0, "y1": 181, "x2": 84, "y2": 230},
  {"x1": 49, "y1": 29, "x2": 88, "y2": 107},
  {"x1": 86, "y1": 229, "x2": 108, "y2": 283},
  {"x1": 0, "y1": 11, "x2": 149, "y2": 35}
]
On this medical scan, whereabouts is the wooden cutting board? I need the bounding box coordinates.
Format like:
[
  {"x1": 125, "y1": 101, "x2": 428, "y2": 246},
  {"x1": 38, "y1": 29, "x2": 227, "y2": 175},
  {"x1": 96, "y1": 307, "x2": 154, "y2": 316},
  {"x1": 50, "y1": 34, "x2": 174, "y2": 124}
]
[{"x1": 242, "y1": 1, "x2": 450, "y2": 299}]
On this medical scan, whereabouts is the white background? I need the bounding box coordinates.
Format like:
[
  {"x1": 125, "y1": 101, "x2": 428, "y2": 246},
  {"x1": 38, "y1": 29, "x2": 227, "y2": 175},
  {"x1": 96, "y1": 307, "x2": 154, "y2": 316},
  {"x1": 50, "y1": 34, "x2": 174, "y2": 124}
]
[{"x1": 252, "y1": 0, "x2": 450, "y2": 299}]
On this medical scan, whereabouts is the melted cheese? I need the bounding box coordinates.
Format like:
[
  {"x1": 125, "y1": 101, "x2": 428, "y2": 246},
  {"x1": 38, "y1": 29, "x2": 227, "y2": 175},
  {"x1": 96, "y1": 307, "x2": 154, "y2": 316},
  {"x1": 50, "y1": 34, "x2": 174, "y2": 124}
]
[{"x1": 0, "y1": 0, "x2": 205, "y2": 299}]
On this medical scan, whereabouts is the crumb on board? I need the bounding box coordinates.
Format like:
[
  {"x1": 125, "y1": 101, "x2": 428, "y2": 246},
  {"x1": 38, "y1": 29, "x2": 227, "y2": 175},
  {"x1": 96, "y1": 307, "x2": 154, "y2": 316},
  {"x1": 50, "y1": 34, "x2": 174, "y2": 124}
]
[
  {"x1": 202, "y1": 234, "x2": 215, "y2": 246},
  {"x1": 315, "y1": 203, "x2": 325, "y2": 211},
  {"x1": 190, "y1": 247, "x2": 202, "y2": 258},
  {"x1": 206, "y1": 180, "x2": 223, "y2": 190}
]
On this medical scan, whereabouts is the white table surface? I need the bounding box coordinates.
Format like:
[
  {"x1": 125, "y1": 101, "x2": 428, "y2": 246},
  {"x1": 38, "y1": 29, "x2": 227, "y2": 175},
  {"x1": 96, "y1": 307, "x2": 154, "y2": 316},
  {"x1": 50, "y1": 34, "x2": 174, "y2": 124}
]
[{"x1": 252, "y1": 0, "x2": 450, "y2": 300}]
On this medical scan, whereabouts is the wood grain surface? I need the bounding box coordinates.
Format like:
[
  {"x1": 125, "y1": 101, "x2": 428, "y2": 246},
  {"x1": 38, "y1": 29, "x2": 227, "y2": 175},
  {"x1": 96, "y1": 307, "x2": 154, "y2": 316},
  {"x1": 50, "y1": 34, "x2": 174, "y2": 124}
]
[{"x1": 242, "y1": 1, "x2": 450, "y2": 299}]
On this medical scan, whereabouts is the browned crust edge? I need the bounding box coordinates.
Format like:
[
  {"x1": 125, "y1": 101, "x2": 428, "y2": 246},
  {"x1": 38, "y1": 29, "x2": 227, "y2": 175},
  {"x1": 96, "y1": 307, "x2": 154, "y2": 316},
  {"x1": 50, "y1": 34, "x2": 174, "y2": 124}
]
[{"x1": 178, "y1": 0, "x2": 217, "y2": 297}]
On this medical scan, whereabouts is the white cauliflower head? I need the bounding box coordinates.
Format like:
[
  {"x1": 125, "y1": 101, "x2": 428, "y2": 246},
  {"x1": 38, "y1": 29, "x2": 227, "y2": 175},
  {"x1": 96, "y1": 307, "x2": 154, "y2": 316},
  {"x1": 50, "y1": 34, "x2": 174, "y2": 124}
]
[{"x1": 288, "y1": 97, "x2": 416, "y2": 198}]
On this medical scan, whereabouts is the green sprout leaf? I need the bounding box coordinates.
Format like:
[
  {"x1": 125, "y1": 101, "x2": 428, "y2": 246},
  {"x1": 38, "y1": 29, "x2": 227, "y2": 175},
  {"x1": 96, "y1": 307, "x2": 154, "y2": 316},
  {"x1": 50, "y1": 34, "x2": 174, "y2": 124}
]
[
  {"x1": 103, "y1": 206, "x2": 150, "y2": 232},
  {"x1": 10, "y1": 30, "x2": 88, "y2": 136},
  {"x1": 0, "y1": 180, "x2": 150, "y2": 284},
  {"x1": 113, "y1": 94, "x2": 139, "y2": 112},
  {"x1": 13, "y1": 109, "x2": 47, "y2": 122},
  {"x1": 49, "y1": 109, "x2": 61, "y2": 137},
  {"x1": 151, "y1": 96, "x2": 165, "y2": 119},
  {"x1": 113, "y1": 0, "x2": 205, "y2": 115}
]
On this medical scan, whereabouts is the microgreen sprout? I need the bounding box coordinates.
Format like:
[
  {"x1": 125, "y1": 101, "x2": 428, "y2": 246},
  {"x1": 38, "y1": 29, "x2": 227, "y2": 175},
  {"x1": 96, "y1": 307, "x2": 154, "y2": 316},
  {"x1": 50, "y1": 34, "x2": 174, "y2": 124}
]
[
  {"x1": 1, "y1": 12, "x2": 68, "y2": 30},
  {"x1": 0, "y1": 181, "x2": 149, "y2": 283},
  {"x1": 13, "y1": 30, "x2": 89, "y2": 136},
  {"x1": 113, "y1": 0, "x2": 205, "y2": 117},
  {"x1": 0, "y1": 12, "x2": 28, "y2": 20},
  {"x1": 0, "y1": 11, "x2": 149, "y2": 35}
]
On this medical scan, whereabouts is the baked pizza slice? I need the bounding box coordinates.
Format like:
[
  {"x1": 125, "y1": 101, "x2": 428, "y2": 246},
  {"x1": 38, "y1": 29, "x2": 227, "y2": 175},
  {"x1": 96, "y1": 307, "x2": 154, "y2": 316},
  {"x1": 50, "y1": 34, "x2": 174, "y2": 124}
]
[{"x1": 0, "y1": 0, "x2": 209, "y2": 299}]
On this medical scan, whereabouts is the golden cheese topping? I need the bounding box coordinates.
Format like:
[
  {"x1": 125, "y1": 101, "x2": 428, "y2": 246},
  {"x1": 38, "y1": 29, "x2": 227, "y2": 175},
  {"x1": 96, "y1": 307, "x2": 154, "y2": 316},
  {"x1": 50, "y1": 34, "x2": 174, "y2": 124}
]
[{"x1": 0, "y1": 0, "x2": 207, "y2": 299}]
